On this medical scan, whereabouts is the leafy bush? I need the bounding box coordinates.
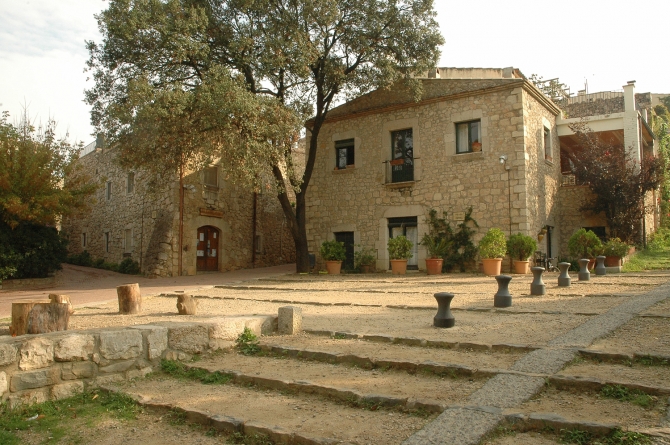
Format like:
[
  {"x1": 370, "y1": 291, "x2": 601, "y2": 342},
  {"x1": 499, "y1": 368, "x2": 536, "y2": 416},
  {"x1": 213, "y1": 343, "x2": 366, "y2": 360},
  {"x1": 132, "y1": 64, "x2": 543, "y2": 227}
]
[
  {"x1": 647, "y1": 227, "x2": 670, "y2": 251},
  {"x1": 320, "y1": 240, "x2": 346, "y2": 261},
  {"x1": 236, "y1": 327, "x2": 261, "y2": 355},
  {"x1": 388, "y1": 235, "x2": 413, "y2": 260},
  {"x1": 66, "y1": 250, "x2": 93, "y2": 267},
  {"x1": 424, "y1": 208, "x2": 478, "y2": 272},
  {"x1": 93, "y1": 258, "x2": 105, "y2": 268},
  {"x1": 118, "y1": 257, "x2": 140, "y2": 274},
  {"x1": 0, "y1": 220, "x2": 67, "y2": 279},
  {"x1": 354, "y1": 245, "x2": 376, "y2": 268},
  {"x1": 602, "y1": 238, "x2": 629, "y2": 257},
  {"x1": 506, "y1": 233, "x2": 537, "y2": 261},
  {"x1": 478, "y1": 228, "x2": 507, "y2": 259},
  {"x1": 568, "y1": 228, "x2": 603, "y2": 259}
]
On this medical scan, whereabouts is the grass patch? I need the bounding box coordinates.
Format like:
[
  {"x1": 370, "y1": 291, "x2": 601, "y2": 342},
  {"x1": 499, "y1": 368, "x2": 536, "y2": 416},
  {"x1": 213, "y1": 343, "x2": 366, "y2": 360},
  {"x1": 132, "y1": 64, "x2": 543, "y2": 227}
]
[
  {"x1": 0, "y1": 390, "x2": 141, "y2": 444},
  {"x1": 636, "y1": 355, "x2": 670, "y2": 367},
  {"x1": 332, "y1": 333, "x2": 348, "y2": 340},
  {"x1": 560, "y1": 427, "x2": 651, "y2": 445},
  {"x1": 227, "y1": 431, "x2": 274, "y2": 445},
  {"x1": 236, "y1": 327, "x2": 261, "y2": 356},
  {"x1": 622, "y1": 248, "x2": 670, "y2": 272},
  {"x1": 600, "y1": 385, "x2": 655, "y2": 408},
  {"x1": 161, "y1": 359, "x2": 232, "y2": 384}
]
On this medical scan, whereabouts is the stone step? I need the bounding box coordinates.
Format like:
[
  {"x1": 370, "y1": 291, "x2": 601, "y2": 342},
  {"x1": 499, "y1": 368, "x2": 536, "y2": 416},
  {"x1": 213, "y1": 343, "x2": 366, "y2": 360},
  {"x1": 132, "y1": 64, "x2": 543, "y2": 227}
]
[
  {"x1": 190, "y1": 350, "x2": 486, "y2": 412},
  {"x1": 113, "y1": 374, "x2": 435, "y2": 445}
]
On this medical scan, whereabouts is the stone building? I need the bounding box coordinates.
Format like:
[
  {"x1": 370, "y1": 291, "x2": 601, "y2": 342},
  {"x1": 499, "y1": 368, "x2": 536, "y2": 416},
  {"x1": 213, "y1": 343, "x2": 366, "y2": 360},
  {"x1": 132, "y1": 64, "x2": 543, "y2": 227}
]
[
  {"x1": 61, "y1": 143, "x2": 295, "y2": 277},
  {"x1": 304, "y1": 68, "x2": 660, "y2": 271}
]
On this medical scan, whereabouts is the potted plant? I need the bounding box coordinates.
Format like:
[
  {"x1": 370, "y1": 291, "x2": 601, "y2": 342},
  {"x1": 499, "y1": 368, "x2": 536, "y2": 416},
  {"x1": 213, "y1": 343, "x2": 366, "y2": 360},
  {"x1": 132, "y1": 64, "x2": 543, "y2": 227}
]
[
  {"x1": 478, "y1": 228, "x2": 507, "y2": 276},
  {"x1": 388, "y1": 235, "x2": 413, "y2": 275},
  {"x1": 354, "y1": 246, "x2": 376, "y2": 273},
  {"x1": 320, "y1": 240, "x2": 346, "y2": 274},
  {"x1": 506, "y1": 233, "x2": 537, "y2": 274},
  {"x1": 420, "y1": 233, "x2": 450, "y2": 275},
  {"x1": 602, "y1": 237, "x2": 629, "y2": 267},
  {"x1": 568, "y1": 228, "x2": 603, "y2": 269}
]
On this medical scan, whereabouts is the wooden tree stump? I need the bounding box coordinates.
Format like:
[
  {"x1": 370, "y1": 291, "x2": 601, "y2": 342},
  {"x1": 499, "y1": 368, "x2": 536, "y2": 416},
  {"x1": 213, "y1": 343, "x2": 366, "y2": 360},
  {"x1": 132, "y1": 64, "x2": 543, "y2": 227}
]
[
  {"x1": 176, "y1": 294, "x2": 198, "y2": 315},
  {"x1": 10, "y1": 301, "x2": 41, "y2": 336},
  {"x1": 48, "y1": 294, "x2": 74, "y2": 314},
  {"x1": 117, "y1": 283, "x2": 142, "y2": 314},
  {"x1": 27, "y1": 303, "x2": 70, "y2": 334}
]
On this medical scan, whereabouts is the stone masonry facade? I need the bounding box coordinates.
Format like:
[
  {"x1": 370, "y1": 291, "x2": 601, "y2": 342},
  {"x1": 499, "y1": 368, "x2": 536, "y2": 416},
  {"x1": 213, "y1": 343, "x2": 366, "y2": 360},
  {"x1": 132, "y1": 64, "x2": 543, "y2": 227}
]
[
  {"x1": 305, "y1": 78, "x2": 563, "y2": 271},
  {"x1": 62, "y1": 147, "x2": 295, "y2": 277}
]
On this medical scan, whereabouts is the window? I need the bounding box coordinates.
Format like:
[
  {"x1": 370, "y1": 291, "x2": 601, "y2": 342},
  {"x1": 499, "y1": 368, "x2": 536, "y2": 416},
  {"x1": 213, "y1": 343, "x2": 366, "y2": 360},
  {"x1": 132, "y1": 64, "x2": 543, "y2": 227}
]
[
  {"x1": 203, "y1": 166, "x2": 218, "y2": 187},
  {"x1": 335, "y1": 139, "x2": 355, "y2": 169},
  {"x1": 127, "y1": 172, "x2": 135, "y2": 194},
  {"x1": 104, "y1": 232, "x2": 111, "y2": 253},
  {"x1": 456, "y1": 120, "x2": 481, "y2": 154},
  {"x1": 124, "y1": 229, "x2": 132, "y2": 253},
  {"x1": 390, "y1": 129, "x2": 414, "y2": 182},
  {"x1": 543, "y1": 126, "x2": 552, "y2": 161},
  {"x1": 81, "y1": 233, "x2": 87, "y2": 248},
  {"x1": 105, "y1": 181, "x2": 112, "y2": 200}
]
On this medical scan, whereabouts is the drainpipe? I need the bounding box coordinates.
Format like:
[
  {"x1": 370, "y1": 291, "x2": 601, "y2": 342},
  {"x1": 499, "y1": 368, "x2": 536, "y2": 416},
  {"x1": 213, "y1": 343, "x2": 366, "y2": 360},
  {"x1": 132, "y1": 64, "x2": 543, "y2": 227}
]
[
  {"x1": 252, "y1": 192, "x2": 257, "y2": 268},
  {"x1": 500, "y1": 155, "x2": 513, "y2": 272},
  {"x1": 178, "y1": 160, "x2": 184, "y2": 276}
]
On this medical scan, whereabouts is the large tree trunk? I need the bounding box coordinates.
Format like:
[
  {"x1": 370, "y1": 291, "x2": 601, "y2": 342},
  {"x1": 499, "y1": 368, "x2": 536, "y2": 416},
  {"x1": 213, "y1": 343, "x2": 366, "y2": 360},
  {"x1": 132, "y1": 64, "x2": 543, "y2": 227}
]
[
  {"x1": 27, "y1": 303, "x2": 70, "y2": 334},
  {"x1": 10, "y1": 302, "x2": 39, "y2": 336},
  {"x1": 117, "y1": 283, "x2": 142, "y2": 314}
]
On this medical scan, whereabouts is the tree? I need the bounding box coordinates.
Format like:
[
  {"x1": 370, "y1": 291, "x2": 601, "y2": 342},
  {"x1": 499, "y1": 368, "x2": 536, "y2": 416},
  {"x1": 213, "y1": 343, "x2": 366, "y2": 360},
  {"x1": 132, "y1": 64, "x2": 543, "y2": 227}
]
[
  {"x1": 566, "y1": 121, "x2": 665, "y2": 243},
  {"x1": 85, "y1": 0, "x2": 444, "y2": 273},
  {"x1": 0, "y1": 111, "x2": 97, "y2": 279},
  {"x1": 653, "y1": 104, "x2": 670, "y2": 226}
]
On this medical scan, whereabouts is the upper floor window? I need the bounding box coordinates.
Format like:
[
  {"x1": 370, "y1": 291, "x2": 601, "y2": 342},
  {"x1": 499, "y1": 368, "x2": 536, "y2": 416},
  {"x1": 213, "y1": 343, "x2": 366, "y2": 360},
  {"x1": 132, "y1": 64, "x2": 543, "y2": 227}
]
[
  {"x1": 456, "y1": 120, "x2": 481, "y2": 154},
  {"x1": 335, "y1": 139, "x2": 355, "y2": 169},
  {"x1": 104, "y1": 232, "x2": 111, "y2": 253},
  {"x1": 544, "y1": 126, "x2": 552, "y2": 162},
  {"x1": 391, "y1": 129, "x2": 414, "y2": 182},
  {"x1": 127, "y1": 172, "x2": 135, "y2": 194},
  {"x1": 105, "y1": 181, "x2": 112, "y2": 200},
  {"x1": 81, "y1": 232, "x2": 87, "y2": 248},
  {"x1": 204, "y1": 166, "x2": 218, "y2": 187}
]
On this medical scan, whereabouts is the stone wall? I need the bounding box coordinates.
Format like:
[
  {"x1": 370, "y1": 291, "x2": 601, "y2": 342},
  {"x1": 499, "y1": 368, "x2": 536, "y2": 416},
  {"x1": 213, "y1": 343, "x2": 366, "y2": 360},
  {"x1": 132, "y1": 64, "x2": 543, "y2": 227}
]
[
  {"x1": 62, "y1": 148, "x2": 295, "y2": 277},
  {"x1": 556, "y1": 185, "x2": 607, "y2": 257},
  {"x1": 0, "y1": 276, "x2": 56, "y2": 290},
  {"x1": 305, "y1": 79, "x2": 560, "y2": 270},
  {"x1": 561, "y1": 96, "x2": 625, "y2": 119},
  {"x1": 0, "y1": 316, "x2": 276, "y2": 408}
]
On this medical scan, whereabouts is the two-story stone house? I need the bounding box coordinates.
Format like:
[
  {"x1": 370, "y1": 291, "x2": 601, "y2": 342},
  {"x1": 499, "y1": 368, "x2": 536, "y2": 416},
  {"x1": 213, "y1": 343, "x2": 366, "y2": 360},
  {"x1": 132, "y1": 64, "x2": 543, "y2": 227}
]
[{"x1": 304, "y1": 68, "x2": 660, "y2": 271}]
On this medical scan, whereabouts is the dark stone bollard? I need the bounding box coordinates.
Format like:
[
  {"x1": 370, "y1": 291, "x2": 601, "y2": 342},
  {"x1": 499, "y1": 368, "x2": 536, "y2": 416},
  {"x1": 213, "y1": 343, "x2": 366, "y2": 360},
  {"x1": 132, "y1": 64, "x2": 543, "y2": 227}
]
[
  {"x1": 578, "y1": 259, "x2": 590, "y2": 281},
  {"x1": 530, "y1": 267, "x2": 546, "y2": 295},
  {"x1": 433, "y1": 292, "x2": 455, "y2": 328},
  {"x1": 494, "y1": 275, "x2": 513, "y2": 308},
  {"x1": 558, "y1": 262, "x2": 572, "y2": 287},
  {"x1": 595, "y1": 256, "x2": 607, "y2": 276}
]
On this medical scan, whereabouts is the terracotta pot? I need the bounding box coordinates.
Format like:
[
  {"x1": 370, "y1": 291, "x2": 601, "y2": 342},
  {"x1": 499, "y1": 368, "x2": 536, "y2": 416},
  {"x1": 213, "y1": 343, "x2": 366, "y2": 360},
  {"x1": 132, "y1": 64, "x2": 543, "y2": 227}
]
[
  {"x1": 325, "y1": 260, "x2": 342, "y2": 274},
  {"x1": 425, "y1": 258, "x2": 443, "y2": 275},
  {"x1": 604, "y1": 256, "x2": 621, "y2": 267},
  {"x1": 472, "y1": 142, "x2": 482, "y2": 152},
  {"x1": 513, "y1": 260, "x2": 529, "y2": 274},
  {"x1": 390, "y1": 259, "x2": 408, "y2": 275},
  {"x1": 482, "y1": 258, "x2": 503, "y2": 276},
  {"x1": 390, "y1": 159, "x2": 404, "y2": 166},
  {"x1": 360, "y1": 264, "x2": 372, "y2": 274},
  {"x1": 588, "y1": 258, "x2": 595, "y2": 270}
]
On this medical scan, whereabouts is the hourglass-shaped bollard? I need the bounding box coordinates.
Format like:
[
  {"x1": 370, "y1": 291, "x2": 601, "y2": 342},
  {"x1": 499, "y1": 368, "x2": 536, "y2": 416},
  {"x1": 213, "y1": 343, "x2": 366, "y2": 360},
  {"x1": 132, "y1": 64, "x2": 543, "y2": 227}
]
[
  {"x1": 494, "y1": 275, "x2": 513, "y2": 308},
  {"x1": 530, "y1": 267, "x2": 546, "y2": 295},
  {"x1": 558, "y1": 262, "x2": 572, "y2": 287},
  {"x1": 433, "y1": 292, "x2": 455, "y2": 328},
  {"x1": 595, "y1": 256, "x2": 607, "y2": 276},
  {"x1": 578, "y1": 259, "x2": 591, "y2": 281}
]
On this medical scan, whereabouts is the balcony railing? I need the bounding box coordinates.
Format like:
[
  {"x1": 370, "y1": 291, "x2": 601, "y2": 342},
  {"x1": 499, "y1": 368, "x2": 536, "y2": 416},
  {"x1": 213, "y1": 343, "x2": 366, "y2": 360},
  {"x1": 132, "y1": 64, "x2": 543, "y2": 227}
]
[{"x1": 385, "y1": 159, "x2": 414, "y2": 184}]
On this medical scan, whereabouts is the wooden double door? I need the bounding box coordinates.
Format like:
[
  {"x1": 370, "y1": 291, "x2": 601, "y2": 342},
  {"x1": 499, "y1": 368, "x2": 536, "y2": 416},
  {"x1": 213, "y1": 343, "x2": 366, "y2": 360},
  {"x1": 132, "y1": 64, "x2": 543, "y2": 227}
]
[{"x1": 196, "y1": 226, "x2": 219, "y2": 271}]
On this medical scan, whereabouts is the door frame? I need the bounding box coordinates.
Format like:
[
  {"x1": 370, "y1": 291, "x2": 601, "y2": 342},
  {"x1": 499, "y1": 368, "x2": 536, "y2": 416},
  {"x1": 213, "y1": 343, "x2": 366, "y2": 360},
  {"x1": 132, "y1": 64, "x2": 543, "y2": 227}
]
[{"x1": 196, "y1": 225, "x2": 220, "y2": 272}]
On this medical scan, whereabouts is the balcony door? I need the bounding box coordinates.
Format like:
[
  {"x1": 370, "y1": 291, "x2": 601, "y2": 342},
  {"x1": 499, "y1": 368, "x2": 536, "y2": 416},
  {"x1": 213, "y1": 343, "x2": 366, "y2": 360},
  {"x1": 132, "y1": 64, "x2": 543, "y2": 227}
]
[{"x1": 388, "y1": 217, "x2": 418, "y2": 269}]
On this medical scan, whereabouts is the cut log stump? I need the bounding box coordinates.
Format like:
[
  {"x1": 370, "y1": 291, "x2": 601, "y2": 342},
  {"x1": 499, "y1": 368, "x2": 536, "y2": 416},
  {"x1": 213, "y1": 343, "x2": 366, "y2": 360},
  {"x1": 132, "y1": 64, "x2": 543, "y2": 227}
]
[
  {"x1": 27, "y1": 303, "x2": 70, "y2": 334},
  {"x1": 10, "y1": 301, "x2": 70, "y2": 336},
  {"x1": 48, "y1": 294, "x2": 74, "y2": 314},
  {"x1": 176, "y1": 294, "x2": 198, "y2": 315},
  {"x1": 117, "y1": 283, "x2": 142, "y2": 314}
]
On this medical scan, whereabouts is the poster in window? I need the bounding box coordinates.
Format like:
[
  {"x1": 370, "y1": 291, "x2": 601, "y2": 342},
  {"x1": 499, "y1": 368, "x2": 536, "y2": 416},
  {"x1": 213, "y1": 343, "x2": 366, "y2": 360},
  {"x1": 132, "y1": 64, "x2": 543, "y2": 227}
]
[
  {"x1": 197, "y1": 250, "x2": 204, "y2": 257},
  {"x1": 211, "y1": 249, "x2": 216, "y2": 257},
  {"x1": 199, "y1": 233, "x2": 204, "y2": 241}
]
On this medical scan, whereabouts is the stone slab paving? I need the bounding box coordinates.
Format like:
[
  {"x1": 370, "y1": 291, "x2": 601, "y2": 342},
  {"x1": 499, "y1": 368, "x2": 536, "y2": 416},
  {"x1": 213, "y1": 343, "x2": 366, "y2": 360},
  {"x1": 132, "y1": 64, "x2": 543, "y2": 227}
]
[{"x1": 401, "y1": 280, "x2": 670, "y2": 445}]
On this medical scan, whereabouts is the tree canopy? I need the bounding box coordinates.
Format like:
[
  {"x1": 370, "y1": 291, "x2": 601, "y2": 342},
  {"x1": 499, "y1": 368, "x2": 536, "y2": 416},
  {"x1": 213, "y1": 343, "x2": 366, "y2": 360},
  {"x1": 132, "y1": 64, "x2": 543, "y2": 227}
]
[{"x1": 86, "y1": 0, "x2": 444, "y2": 272}]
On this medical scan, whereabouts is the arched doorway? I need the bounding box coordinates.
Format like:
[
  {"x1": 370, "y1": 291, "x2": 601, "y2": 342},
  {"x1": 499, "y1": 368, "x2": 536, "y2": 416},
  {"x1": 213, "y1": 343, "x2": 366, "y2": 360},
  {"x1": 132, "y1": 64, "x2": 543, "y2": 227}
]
[{"x1": 196, "y1": 226, "x2": 219, "y2": 271}]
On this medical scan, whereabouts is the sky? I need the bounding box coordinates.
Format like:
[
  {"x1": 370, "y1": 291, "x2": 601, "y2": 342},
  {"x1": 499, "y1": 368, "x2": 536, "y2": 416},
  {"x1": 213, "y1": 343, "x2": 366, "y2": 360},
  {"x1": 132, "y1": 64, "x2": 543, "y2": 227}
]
[{"x1": 1, "y1": 0, "x2": 669, "y2": 144}]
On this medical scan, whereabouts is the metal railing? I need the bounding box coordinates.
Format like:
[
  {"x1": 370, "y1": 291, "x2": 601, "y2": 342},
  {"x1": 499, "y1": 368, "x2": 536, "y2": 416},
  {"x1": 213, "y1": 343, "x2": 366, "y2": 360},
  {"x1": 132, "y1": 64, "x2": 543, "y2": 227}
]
[{"x1": 385, "y1": 159, "x2": 415, "y2": 184}]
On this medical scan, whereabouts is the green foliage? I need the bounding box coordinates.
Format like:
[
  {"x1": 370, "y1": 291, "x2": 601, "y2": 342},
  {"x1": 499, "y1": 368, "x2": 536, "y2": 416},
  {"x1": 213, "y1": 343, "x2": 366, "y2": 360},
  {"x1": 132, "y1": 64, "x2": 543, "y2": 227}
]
[
  {"x1": 227, "y1": 431, "x2": 274, "y2": 445},
  {"x1": 478, "y1": 228, "x2": 507, "y2": 259},
  {"x1": 600, "y1": 385, "x2": 655, "y2": 408},
  {"x1": 0, "y1": 220, "x2": 68, "y2": 279},
  {"x1": 118, "y1": 257, "x2": 140, "y2": 274},
  {"x1": 353, "y1": 245, "x2": 376, "y2": 268},
  {"x1": 602, "y1": 429, "x2": 651, "y2": 445},
  {"x1": 387, "y1": 235, "x2": 413, "y2": 260},
  {"x1": 602, "y1": 238, "x2": 629, "y2": 257},
  {"x1": 423, "y1": 208, "x2": 478, "y2": 272},
  {"x1": 236, "y1": 327, "x2": 261, "y2": 355},
  {"x1": 622, "y1": 246, "x2": 670, "y2": 271},
  {"x1": 160, "y1": 359, "x2": 232, "y2": 384},
  {"x1": 506, "y1": 233, "x2": 537, "y2": 261},
  {"x1": 0, "y1": 110, "x2": 97, "y2": 229},
  {"x1": 568, "y1": 228, "x2": 603, "y2": 259},
  {"x1": 566, "y1": 121, "x2": 665, "y2": 243},
  {"x1": 647, "y1": 227, "x2": 670, "y2": 251},
  {"x1": 320, "y1": 240, "x2": 346, "y2": 261},
  {"x1": 66, "y1": 250, "x2": 93, "y2": 267},
  {"x1": 560, "y1": 428, "x2": 592, "y2": 445}
]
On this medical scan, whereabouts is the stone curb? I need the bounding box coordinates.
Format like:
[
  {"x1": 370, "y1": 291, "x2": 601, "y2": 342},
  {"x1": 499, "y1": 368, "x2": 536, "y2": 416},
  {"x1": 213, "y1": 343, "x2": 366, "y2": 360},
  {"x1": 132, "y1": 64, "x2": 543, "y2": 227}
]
[
  {"x1": 503, "y1": 411, "x2": 619, "y2": 436},
  {"x1": 100, "y1": 386, "x2": 343, "y2": 445},
  {"x1": 577, "y1": 349, "x2": 670, "y2": 364},
  {"x1": 549, "y1": 375, "x2": 670, "y2": 396},
  {"x1": 303, "y1": 329, "x2": 541, "y2": 354}
]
